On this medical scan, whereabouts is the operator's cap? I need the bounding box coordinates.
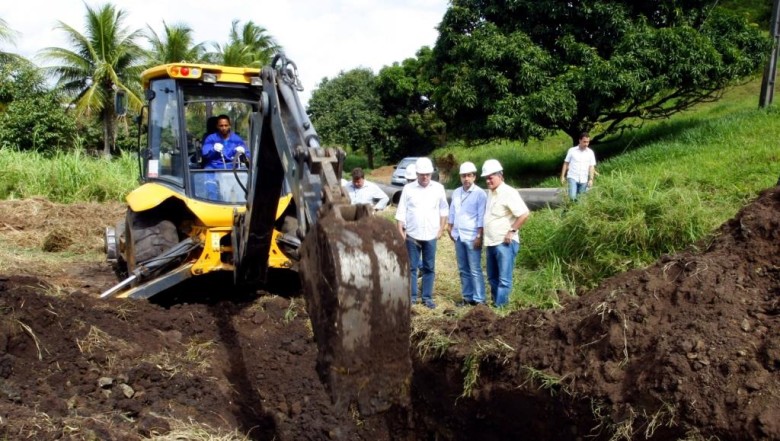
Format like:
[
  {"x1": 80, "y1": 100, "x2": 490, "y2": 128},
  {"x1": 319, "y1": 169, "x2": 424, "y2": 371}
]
[
  {"x1": 459, "y1": 161, "x2": 477, "y2": 175},
  {"x1": 404, "y1": 164, "x2": 417, "y2": 180},
  {"x1": 481, "y1": 159, "x2": 503, "y2": 177},
  {"x1": 415, "y1": 157, "x2": 434, "y2": 174}
]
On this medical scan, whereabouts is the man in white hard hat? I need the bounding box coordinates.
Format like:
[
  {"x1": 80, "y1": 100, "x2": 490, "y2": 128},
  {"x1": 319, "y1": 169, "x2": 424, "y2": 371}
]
[
  {"x1": 343, "y1": 167, "x2": 389, "y2": 211},
  {"x1": 395, "y1": 157, "x2": 449, "y2": 309},
  {"x1": 560, "y1": 131, "x2": 597, "y2": 201},
  {"x1": 447, "y1": 161, "x2": 487, "y2": 306},
  {"x1": 481, "y1": 159, "x2": 529, "y2": 308}
]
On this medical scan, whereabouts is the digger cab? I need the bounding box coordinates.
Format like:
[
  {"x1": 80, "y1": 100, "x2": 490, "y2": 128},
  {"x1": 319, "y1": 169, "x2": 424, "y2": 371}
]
[
  {"x1": 138, "y1": 64, "x2": 266, "y2": 206},
  {"x1": 106, "y1": 64, "x2": 295, "y2": 299}
]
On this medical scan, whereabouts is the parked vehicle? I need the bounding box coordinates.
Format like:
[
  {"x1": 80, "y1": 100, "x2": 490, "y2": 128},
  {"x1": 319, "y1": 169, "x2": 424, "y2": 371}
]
[{"x1": 390, "y1": 157, "x2": 439, "y2": 186}]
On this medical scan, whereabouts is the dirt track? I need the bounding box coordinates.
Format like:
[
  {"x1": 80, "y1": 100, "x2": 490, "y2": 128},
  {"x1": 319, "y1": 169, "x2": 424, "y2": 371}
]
[{"x1": 0, "y1": 186, "x2": 778, "y2": 440}]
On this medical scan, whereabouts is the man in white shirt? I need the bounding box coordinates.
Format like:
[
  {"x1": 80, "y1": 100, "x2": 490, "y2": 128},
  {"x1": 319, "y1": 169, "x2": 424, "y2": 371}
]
[
  {"x1": 448, "y1": 161, "x2": 487, "y2": 306},
  {"x1": 482, "y1": 159, "x2": 530, "y2": 308},
  {"x1": 343, "y1": 168, "x2": 389, "y2": 211},
  {"x1": 560, "y1": 132, "x2": 597, "y2": 201},
  {"x1": 395, "y1": 157, "x2": 449, "y2": 309}
]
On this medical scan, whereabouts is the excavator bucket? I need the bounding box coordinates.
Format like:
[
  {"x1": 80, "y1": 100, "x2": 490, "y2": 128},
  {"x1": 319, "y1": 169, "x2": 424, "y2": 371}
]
[{"x1": 300, "y1": 204, "x2": 411, "y2": 415}]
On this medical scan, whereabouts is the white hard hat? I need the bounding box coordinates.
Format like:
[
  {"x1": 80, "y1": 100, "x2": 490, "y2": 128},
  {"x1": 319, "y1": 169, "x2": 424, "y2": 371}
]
[
  {"x1": 459, "y1": 161, "x2": 477, "y2": 175},
  {"x1": 415, "y1": 157, "x2": 434, "y2": 174},
  {"x1": 481, "y1": 159, "x2": 503, "y2": 177},
  {"x1": 404, "y1": 164, "x2": 417, "y2": 180}
]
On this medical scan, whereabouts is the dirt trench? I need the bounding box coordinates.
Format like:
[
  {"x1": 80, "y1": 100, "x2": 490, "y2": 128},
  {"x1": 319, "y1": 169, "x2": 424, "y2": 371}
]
[{"x1": 0, "y1": 187, "x2": 778, "y2": 440}]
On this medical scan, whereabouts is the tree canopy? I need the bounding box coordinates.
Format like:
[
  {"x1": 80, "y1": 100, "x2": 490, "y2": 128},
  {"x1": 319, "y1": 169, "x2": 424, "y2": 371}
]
[
  {"x1": 0, "y1": 59, "x2": 76, "y2": 151},
  {"x1": 144, "y1": 21, "x2": 207, "y2": 65},
  {"x1": 40, "y1": 3, "x2": 146, "y2": 156},
  {"x1": 210, "y1": 20, "x2": 281, "y2": 66},
  {"x1": 431, "y1": 0, "x2": 771, "y2": 144},
  {"x1": 376, "y1": 47, "x2": 446, "y2": 159},
  {"x1": 308, "y1": 68, "x2": 385, "y2": 168}
]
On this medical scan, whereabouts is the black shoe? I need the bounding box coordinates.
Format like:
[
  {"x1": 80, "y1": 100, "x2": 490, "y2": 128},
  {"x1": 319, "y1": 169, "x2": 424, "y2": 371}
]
[{"x1": 467, "y1": 300, "x2": 478, "y2": 306}]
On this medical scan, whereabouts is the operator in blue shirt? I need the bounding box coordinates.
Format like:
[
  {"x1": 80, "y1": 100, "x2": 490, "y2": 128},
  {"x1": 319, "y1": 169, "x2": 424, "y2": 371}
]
[{"x1": 202, "y1": 115, "x2": 248, "y2": 169}]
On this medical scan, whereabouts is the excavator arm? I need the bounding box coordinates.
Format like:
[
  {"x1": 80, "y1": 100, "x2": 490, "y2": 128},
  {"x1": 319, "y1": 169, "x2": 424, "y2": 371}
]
[{"x1": 232, "y1": 55, "x2": 412, "y2": 416}]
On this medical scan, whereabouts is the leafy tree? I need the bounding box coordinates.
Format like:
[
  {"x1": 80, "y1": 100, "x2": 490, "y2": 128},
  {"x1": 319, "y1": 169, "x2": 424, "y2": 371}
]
[
  {"x1": 376, "y1": 47, "x2": 447, "y2": 160},
  {"x1": 0, "y1": 59, "x2": 76, "y2": 151},
  {"x1": 40, "y1": 3, "x2": 145, "y2": 156},
  {"x1": 144, "y1": 21, "x2": 207, "y2": 65},
  {"x1": 210, "y1": 20, "x2": 281, "y2": 66},
  {"x1": 308, "y1": 68, "x2": 385, "y2": 168},
  {"x1": 432, "y1": 0, "x2": 771, "y2": 145},
  {"x1": 0, "y1": 17, "x2": 21, "y2": 63}
]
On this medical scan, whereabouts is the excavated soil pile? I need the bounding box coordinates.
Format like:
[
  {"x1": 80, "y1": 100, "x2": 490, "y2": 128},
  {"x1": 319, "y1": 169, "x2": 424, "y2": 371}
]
[
  {"x1": 413, "y1": 186, "x2": 780, "y2": 440},
  {"x1": 0, "y1": 186, "x2": 777, "y2": 440}
]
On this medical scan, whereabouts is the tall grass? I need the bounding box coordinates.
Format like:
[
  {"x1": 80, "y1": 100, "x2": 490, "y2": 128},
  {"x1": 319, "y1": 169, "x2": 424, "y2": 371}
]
[
  {"x1": 515, "y1": 104, "x2": 779, "y2": 303},
  {"x1": 0, "y1": 149, "x2": 138, "y2": 203}
]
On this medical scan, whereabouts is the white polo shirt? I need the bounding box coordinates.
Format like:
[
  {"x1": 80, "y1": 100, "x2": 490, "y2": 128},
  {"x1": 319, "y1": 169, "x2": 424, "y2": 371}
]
[
  {"x1": 395, "y1": 180, "x2": 449, "y2": 241},
  {"x1": 564, "y1": 146, "x2": 597, "y2": 184}
]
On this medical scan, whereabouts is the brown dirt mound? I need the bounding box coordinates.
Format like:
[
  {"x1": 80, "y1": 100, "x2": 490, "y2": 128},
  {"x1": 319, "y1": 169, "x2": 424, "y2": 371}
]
[
  {"x1": 413, "y1": 186, "x2": 780, "y2": 440},
  {"x1": 0, "y1": 274, "x2": 403, "y2": 440},
  {"x1": 0, "y1": 186, "x2": 778, "y2": 440}
]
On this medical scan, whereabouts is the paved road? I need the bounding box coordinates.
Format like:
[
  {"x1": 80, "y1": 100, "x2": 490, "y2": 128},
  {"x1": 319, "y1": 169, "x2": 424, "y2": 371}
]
[{"x1": 375, "y1": 182, "x2": 562, "y2": 211}]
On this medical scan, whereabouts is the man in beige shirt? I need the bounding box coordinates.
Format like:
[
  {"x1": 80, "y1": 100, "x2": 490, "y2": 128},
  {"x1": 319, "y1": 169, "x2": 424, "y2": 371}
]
[{"x1": 481, "y1": 159, "x2": 529, "y2": 307}]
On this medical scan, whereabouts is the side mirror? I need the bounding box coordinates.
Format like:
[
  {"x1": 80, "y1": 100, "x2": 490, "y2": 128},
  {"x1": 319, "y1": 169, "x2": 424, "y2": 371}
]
[{"x1": 115, "y1": 90, "x2": 127, "y2": 116}]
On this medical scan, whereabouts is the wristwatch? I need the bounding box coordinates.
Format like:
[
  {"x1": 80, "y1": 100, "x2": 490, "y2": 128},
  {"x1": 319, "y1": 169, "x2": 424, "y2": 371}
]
[{"x1": 509, "y1": 229, "x2": 517, "y2": 233}]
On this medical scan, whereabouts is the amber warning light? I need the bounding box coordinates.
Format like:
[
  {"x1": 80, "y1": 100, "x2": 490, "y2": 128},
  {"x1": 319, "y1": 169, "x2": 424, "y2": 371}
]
[{"x1": 168, "y1": 66, "x2": 202, "y2": 79}]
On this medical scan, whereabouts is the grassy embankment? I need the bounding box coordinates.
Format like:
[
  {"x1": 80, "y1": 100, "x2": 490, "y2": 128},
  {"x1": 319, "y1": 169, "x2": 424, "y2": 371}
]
[
  {"x1": 0, "y1": 80, "x2": 778, "y2": 311},
  {"x1": 430, "y1": 78, "x2": 779, "y2": 310},
  {"x1": 0, "y1": 149, "x2": 138, "y2": 203}
]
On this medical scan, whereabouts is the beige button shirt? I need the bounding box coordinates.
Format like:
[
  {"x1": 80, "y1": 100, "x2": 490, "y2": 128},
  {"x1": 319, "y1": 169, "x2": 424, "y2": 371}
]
[{"x1": 484, "y1": 182, "x2": 529, "y2": 246}]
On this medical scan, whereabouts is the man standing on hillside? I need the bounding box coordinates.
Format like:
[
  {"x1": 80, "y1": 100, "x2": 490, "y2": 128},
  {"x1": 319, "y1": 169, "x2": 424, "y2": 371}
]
[
  {"x1": 343, "y1": 167, "x2": 389, "y2": 211},
  {"x1": 448, "y1": 161, "x2": 487, "y2": 306},
  {"x1": 482, "y1": 159, "x2": 529, "y2": 308},
  {"x1": 396, "y1": 157, "x2": 449, "y2": 309},
  {"x1": 560, "y1": 132, "x2": 597, "y2": 201}
]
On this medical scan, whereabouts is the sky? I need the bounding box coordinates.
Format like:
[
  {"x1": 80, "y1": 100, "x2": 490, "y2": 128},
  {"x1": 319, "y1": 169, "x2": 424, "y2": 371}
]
[{"x1": 0, "y1": 0, "x2": 449, "y2": 104}]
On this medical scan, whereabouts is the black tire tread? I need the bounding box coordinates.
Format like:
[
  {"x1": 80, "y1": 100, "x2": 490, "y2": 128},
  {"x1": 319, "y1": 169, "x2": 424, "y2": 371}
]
[{"x1": 126, "y1": 211, "x2": 179, "y2": 271}]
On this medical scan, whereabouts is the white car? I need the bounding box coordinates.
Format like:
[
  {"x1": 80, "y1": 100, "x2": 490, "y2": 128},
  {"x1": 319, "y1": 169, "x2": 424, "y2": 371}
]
[{"x1": 390, "y1": 157, "x2": 439, "y2": 186}]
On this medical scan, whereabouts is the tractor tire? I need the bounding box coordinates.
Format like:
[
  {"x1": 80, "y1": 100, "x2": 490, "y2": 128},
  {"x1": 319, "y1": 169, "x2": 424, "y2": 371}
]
[
  {"x1": 125, "y1": 210, "x2": 179, "y2": 273},
  {"x1": 112, "y1": 220, "x2": 129, "y2": 280}
]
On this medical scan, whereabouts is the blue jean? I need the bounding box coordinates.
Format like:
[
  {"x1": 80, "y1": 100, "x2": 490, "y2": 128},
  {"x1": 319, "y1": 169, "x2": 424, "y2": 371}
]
[
  {"x1": 567, "y1": 178, "x2": 588, "y2": 201},
  {"x1": 454, "y1": 238, "x2": 485, "y2": 304},
  {"x1": 486, "y1": 241, "x2": 519, "y2": 307},
  {"x1": 406, "y1": 237, "x2": 437, "y2": 306}
]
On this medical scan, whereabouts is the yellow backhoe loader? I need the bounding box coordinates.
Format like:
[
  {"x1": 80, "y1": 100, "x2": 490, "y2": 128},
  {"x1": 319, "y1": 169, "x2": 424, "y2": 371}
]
[{"x1": 101, "y1": 55, "x2": 410, "y2": 415}]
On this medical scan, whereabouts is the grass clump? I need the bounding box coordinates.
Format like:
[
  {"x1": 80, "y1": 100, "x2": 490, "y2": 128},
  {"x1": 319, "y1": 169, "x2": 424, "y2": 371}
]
[
  {"x1": 414, "y1": 326, "x2": 456, "y2": 361},
  {"x1": 526, "y1": 174, "x2": 713, "y2": 289},
  {"x1": 0, "y1": 148, "x2": 138, "y2": 203},
  {"x1": 521, "y1": 366, "x2": 569, "y2": 396},
  {"x1": 460, "y1": 337, "x2": 515, "y2": 398}
]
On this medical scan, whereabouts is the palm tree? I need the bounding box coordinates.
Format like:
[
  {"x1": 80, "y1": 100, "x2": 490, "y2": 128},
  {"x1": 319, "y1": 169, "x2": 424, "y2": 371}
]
[
  {"x1": 210, "y1": 20, "x2": 281, "y2": 66},
  {"x1": 144, "y1": 21, "x2": 207, "y2": 66},
  {"x1": 0, "y1": 17, "x2": 21, "y2": 63},
  {"x1": 40, "y1": 4, "x2": 145, "y2": 156}
]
